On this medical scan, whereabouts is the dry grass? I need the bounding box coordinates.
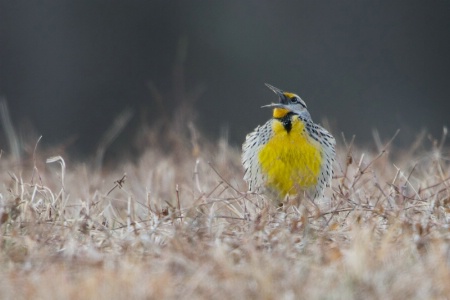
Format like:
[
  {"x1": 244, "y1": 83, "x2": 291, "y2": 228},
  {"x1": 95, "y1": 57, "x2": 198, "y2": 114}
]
[{"x1": 0, "y1": 129, "x2": 450, "y2": 300}]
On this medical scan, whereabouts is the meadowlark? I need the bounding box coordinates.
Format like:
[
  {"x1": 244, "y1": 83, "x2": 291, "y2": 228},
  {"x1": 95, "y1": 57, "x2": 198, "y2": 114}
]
[{"x1": 242, "y1": 83, "x2": 336, "y2": 201}]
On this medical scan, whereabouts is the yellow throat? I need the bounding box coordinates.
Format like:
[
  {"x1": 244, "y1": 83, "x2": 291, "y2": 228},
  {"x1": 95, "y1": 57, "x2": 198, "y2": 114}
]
[{"x1": 257, "y1": 108, "x2": 322, "y2": 196}]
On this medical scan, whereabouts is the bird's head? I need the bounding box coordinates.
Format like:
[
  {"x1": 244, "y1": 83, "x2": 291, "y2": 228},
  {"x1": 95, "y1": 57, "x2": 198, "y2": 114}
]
[{"x1": 262, "y1": 83, "x2": 311, "y2": 120}]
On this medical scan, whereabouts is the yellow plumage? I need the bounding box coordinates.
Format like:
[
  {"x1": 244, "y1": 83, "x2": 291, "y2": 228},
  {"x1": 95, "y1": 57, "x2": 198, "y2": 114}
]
[
  {"x1": 258, "y1": 115, "x2": 322, "y2": 196},
  {"x1": 242, "y1": 84, "x2": 335, "y2": 201}
]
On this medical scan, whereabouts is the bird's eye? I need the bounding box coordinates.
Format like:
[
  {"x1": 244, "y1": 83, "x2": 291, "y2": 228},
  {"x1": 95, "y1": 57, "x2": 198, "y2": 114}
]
[
  {"x1": 291, "y1": 97, "x2": 299, "y2": 103},
  {"x1": 291, "y1": 96, "x2": 306, "y2": 108}
]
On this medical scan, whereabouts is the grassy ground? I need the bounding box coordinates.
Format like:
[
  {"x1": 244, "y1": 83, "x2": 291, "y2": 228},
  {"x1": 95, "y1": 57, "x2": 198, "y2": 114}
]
[{"x1": 0, "y1": 128, "x2": 449, "y2": 299}]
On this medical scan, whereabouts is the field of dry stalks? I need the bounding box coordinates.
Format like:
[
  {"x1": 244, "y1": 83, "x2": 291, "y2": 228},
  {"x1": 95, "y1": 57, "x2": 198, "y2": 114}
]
[{"x1": 0, "y1": 128, "x2": 450, "y2": 299}]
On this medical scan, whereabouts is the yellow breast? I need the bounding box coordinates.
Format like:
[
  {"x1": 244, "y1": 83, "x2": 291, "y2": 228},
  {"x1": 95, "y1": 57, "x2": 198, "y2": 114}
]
[{"x1": 258, "y1": 116, "x2": 322, "y2": 196}]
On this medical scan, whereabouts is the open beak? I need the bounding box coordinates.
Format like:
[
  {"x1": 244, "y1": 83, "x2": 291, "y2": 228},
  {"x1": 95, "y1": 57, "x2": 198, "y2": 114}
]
[{"x1": 262, "y1": 83, "x2": 288, "y2": 108}]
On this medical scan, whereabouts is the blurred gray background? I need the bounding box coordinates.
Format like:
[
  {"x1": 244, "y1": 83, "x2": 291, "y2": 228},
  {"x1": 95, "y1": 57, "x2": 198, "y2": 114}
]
[{"x1": 1, "y1": 1, "x2": 450, "y2": 156}]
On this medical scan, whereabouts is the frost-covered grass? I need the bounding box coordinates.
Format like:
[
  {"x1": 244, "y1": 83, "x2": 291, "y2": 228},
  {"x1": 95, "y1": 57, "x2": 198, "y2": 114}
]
[{"x1": 0, "y1": 129, "x2": 449, "y2": 299}]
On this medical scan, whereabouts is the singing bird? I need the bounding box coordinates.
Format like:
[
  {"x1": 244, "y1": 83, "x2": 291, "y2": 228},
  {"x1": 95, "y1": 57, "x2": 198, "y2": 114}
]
[{"x1": 242, "y1": 84, "x2": 335, "y2": 201}]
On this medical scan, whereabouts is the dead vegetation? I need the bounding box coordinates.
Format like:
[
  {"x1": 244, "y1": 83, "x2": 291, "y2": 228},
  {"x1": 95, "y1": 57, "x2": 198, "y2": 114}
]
[{"x1": 0, "y1": 125, "x2": 449, "y2": 300}]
